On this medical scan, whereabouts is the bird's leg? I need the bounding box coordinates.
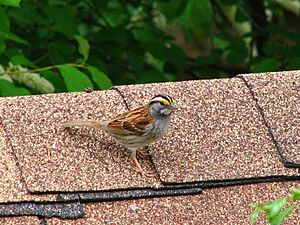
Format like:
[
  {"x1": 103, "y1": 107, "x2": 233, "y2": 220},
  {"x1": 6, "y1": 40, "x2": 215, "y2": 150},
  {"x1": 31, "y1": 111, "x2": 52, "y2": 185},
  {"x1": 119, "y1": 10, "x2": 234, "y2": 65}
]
[
  {"x1": 131, "y1": 151, "x2": 155, "y2": 178},
  {"x1": 137, "y1": 148, "x2": 150, "y2": 159}
]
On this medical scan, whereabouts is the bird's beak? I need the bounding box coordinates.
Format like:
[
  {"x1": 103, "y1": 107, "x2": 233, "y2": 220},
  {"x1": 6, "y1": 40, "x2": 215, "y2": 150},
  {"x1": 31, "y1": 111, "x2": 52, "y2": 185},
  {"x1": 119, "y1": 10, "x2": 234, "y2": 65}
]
[{"x1": 168, "y1": 104, "x2": 176, "y2": 110}]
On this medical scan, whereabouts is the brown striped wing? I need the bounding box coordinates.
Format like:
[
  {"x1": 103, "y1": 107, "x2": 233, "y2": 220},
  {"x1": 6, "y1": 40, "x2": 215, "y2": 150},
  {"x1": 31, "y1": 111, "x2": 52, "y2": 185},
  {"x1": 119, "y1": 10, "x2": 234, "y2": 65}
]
[{"x1": 107, "y1": 106, "x2": 154, "y2": 135}]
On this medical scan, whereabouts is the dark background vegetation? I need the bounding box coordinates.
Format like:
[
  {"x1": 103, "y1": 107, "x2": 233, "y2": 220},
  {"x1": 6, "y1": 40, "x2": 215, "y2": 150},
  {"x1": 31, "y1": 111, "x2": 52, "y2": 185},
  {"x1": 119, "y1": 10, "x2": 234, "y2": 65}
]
[{"x1": 0, "y1": 0, "x2": 299, "y2": 96}]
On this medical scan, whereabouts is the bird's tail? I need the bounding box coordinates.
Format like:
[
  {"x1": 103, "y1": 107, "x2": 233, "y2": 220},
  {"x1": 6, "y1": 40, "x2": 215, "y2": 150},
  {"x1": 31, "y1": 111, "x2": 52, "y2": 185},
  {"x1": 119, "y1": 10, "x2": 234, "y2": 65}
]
[{"x1": 63, "y1": 120, "x2": 108, "y2": 129}]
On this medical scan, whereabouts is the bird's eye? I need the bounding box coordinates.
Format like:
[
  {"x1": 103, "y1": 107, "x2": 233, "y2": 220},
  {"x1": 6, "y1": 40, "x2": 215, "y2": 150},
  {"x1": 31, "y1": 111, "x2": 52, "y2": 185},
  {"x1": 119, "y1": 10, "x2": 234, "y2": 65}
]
[{"x1": 159, "y1": 102, "x2": 164, "y2": 105}]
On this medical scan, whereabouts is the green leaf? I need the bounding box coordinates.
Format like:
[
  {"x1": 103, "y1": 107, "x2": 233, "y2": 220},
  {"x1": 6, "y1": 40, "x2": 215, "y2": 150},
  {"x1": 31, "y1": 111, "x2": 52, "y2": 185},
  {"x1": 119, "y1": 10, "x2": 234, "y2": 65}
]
[
  {"x1": 95, "y1": 27, "x2": 129, "y2": 45},
  {"x1": 48, "y1": 41, "x2": 70, "y2": 63},
  {"x1": 166, "y1": 44, "x2": 187, "y2": 70},
  {"x1": 250, "y1": 211, "x2": 260, "y2": 223},
  {"x1": 180, "y1": 0, "x2": 212, "y2": 35},
  {"x1": 263, "y1": 41, "x2": 286, "y2": 56},
  {"x1": 53, "y1": 22, "x2": 77, "y2": 37},
  {"x1": 101, "y1": 1, "x2": 128, "y2": 27},
  {"x1": 75, "y1": 35, "x2": 90, "y2": 63},
  {"x1": 145, "y1": 52, "x2": 164, "y2": 72},
  {"x1": 86, "y1": 65, "x2": 112, "y2": 90},
  {"x1": 264, "y1": 198, "x2": 287, "y2": 221},
  {"x1": 250, "y1": 58, "x2": 280, "y2": 73},
  {"x1": 0, "y1": 0, "x2": 20, "y2": 7},
  {"x1": 156, "y1": 0, "x2": 188, "y2": 20},
  {"x1": 225, "y1": 38, "x2": 248, "y2": 65},
  {"x1": 0, "y1": 7, "x2": 9, "y2": 32},
  {"x1": 133, "y1": 28, "x2": 156, "y2": 43},
  {"x1": 271, "y1": 205, "x2": 295, "y2": 225},
  {"x1": 10, "y1": 55, "x2": 37, "y2": 68},
  {"x1": 288, "y1": 57, "x2": 300, "y2": 70},
  {"x1": 196, "y1": 52, "x2": 220, "y2": 67},
  {"x1": 0, "y1": 30, "x2": 28, "y2": 45},
  {"x1": 0, "y1": 80, "x2": 30, "y2": 96},
  {"x1": 235, "y1": 6, "x2": 249, "y2": 23},
  {"x1": 250, "y1": 206, "x2": 263, "y2": 224},
  {"x1": 290, "y1": 188, "x2": 300, "y2": 200},
  {"x1": 163, "y1": 73, "x2": 176, "y2": 82},
  {"x1": 59, "y1": 65, "x2": 93, "y2": 92},
  {"x1": 137, "y1": 70, "x2": 166, "y2": 83},
  {"x1": 213, "y1": 35, "x2": 229, "y2": 50},
  {"x1": 40, "y1": 70, "x2": 66, "y2": 92},
  {"x1": 219, "y1": 0, "x2": 240, "y2": 5},
  {"x1": 127, "y1": 51, "x2": 144, "y2": 74},
  {"x1": 142, "y1": 41, "x2": 168, "y2": 61},
  {"x1": 7, "y1": 3, "x2": 44, "y2": 26},
  {"x1": 142, "y1": 42, "x2": 187, "y2": 70},
  {"x1": 43, "y1": 5, "x2": 77, "y2": 37},
  {"x1": 0, "y1": 39, "x2": 5, "y2": 54},
  {"x1": 194, "y1": 68, "x2": 227, "y2": 79}
]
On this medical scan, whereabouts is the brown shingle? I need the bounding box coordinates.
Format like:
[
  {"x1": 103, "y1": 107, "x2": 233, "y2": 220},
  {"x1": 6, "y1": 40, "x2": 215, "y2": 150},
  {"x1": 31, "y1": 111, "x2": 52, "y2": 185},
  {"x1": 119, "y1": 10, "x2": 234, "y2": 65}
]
[
  {"x1": 115, "y1": 79, "x2": 297, "y2": 183},
  {"x1": 0, "y1": 91, "x2": 160, "y2": 193},
  {"x1": 48, "y1": 181, "x2": 300, "y2": 225},
  {"x1": 0, "y1": 123, "x2": 73, "y2": 202},
  {"x1": 0, "y1": 71, "x2": 298, "y2": 223},
  {"x1": 241, "y1": 71, "x2": 300, "y2": 164},
  {"x1": 0, "y1": 216, "x2": 40, "y2": 225}
]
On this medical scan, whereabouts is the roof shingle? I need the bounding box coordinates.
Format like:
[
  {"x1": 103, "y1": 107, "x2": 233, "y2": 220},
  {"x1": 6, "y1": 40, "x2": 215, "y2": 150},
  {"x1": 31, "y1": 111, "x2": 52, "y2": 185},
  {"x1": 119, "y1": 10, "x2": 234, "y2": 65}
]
[
  {"x1": 115, "y1": 78, "x2": 297, "y2": 183},
  {"x1": 48, "y1": 181, "x2": 300, "y2": 225},
  {"x1": 241, "y1": 71, "x2": 300, "y2": 165},
  {"x1": 0, "y1": 123, "x2": 76, "y2": 203},
  {"x1": 0, "y1": 70, "x2": 298, "y2": 224},
  {"x1": 0, "y1": 91, "x2": 160, "y2": 193}
]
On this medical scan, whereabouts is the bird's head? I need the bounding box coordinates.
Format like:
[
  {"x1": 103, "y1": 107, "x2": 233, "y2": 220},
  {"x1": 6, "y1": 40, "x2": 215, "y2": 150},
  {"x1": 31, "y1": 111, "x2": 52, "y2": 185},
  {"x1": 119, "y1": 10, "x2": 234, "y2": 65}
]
[{"x1": 149, "y1": 94, "x2": 175, "y2": 116}]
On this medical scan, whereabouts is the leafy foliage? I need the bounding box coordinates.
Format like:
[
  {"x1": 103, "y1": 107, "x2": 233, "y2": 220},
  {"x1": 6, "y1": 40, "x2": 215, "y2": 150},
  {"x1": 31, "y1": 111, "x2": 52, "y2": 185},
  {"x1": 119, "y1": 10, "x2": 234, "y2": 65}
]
[
  {"x1": 59, "y1": 65, "x2": 93, "y2": 92},
  {"x1": 0, "y1": 0, "x2": 299, "y2": 96},
  {"x1": 251, "y1": 188, "x2": 300, "y2": 224}
]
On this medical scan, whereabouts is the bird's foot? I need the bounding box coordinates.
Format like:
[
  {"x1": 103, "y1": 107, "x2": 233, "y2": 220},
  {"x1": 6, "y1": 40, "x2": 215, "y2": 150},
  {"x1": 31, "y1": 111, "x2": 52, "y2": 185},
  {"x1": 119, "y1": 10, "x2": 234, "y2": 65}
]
[
  {"x1": 131, "y1": 152, "x2": 155, "y2": 178},
  {"x1": 137, "y1": 148, "x2": 151, "y2": 159}
]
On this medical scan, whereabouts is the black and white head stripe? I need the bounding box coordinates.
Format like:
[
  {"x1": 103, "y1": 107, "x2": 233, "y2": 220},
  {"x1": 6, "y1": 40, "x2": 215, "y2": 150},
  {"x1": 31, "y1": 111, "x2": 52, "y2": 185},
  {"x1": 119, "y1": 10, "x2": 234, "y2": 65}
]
[{"x1": 151, "y1": 94, "x2": 175, "y2": 105}]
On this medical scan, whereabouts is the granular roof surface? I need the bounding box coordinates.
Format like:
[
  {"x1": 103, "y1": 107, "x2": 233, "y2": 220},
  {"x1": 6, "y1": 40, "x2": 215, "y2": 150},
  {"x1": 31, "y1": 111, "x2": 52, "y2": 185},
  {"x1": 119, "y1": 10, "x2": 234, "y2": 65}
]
[
  {"x1": 241, "y1": 71, "x2": 300, "y2": 165},
  {"x1": 0, "y1": 91, "x2": 160, "y2": 193},
  {"x1": 0, "y1": 70, "x2": 298, "y2": 224},
  {"x1": 116, "y1": 78, "x2": 297, "y2": 183},
  {"x1": 48, "y1": 181, "x2": 300, "y2": 225}
]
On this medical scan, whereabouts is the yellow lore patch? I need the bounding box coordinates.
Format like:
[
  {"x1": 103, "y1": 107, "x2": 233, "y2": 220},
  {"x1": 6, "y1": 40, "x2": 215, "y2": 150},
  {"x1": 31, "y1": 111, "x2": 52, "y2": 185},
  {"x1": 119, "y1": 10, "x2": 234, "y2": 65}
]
[{"x1": 161, "y1": 99, "x2": 171, "y2": 105}]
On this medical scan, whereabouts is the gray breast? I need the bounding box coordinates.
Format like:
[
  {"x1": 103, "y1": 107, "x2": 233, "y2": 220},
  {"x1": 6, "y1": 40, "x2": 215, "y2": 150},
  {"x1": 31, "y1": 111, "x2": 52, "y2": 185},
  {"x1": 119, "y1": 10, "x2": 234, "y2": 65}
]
[{"x1": 150, "y1": 116, "x2": 171, "y2": 137}]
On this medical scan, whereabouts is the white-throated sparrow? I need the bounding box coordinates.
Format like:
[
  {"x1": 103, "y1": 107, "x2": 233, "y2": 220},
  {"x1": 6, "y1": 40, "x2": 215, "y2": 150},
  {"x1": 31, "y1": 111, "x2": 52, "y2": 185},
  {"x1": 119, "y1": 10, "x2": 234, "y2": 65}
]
[{"x1": 63, "y1": 94, "x2": 175, "y2": 177}]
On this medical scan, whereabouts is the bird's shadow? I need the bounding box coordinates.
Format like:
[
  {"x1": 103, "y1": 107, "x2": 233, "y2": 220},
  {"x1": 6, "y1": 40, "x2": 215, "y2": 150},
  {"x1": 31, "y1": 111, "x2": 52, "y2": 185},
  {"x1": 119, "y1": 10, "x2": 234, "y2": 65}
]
[{"x1": 64, "y1": 127, "x2": 130, "y2": 166}]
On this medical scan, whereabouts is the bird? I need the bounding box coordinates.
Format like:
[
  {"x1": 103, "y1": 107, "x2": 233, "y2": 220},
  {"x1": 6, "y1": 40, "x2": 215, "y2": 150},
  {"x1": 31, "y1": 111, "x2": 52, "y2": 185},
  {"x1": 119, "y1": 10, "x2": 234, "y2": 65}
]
[{"x1": 63, "y1": 94, "x2": 175, "y2": 177}]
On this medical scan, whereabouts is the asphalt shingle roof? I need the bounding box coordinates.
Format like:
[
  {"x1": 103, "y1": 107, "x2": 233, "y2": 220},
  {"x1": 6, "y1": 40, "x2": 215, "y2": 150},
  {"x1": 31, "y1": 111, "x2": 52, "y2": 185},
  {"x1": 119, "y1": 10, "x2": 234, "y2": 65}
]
[
  {"x1": 48, "y1": 181, "x2": 300, "y2": 225},
  {"x1": 0, "y1": 70, "x2": 298, "y2": 224},
  {"x1": 0, "y1": 91, "x2": 159, "y2": 192},
  {"x1": 242, "y1": 72, "x2": 300, "y2": 165},
  {"x1": 116, "y1": 78, "x2": 297, "y2": 183}
]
